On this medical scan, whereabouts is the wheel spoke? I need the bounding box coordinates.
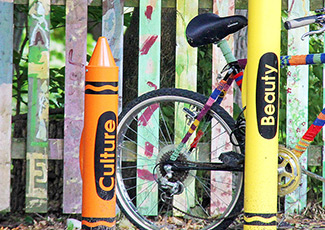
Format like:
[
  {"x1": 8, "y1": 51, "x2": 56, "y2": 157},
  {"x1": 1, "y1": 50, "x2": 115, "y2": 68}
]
[{"x1": 116, "y1": 89, "x2": 244, "y2": 229}]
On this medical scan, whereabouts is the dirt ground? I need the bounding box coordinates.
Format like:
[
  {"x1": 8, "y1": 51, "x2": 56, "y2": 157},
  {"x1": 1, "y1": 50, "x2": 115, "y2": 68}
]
[{"x1": 1, "y1": 203, "x2": 325, "y2": 230}]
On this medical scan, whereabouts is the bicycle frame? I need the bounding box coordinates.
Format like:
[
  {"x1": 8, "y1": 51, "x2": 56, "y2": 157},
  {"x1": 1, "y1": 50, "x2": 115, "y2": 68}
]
[
  {"x1": 169, "y1": 39, "x2": 242, "y2": 162},
  {"x1": 170, "y1": 36, "x2": 325, "y2": 173}
]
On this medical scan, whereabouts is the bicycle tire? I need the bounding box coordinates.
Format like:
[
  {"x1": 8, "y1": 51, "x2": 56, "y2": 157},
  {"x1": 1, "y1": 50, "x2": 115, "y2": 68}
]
[{"x1": 116, "y1": 88, "x2": 244, "y2": 229}]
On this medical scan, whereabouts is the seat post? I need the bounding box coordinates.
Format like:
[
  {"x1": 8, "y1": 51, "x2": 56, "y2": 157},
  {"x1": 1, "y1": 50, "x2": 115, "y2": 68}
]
[{"x1": 217, "y1": 39, "x2": 237, "y2": 64}]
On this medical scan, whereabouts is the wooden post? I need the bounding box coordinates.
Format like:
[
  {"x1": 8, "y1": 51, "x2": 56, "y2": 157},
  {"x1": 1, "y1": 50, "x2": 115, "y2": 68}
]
[
  {"x1": 26, "y1": 0, "x2": 50, "y2": 213},
  {"x1": 102, "y1": 0, "x2": 124, "y2": 112},
  {"x1": 285, "y1": 0, "x2": 309, "y2": 213},
  {"x1": 63, "y1": 0, "x2": 87, "y2": 213},
  {"x1": 174, "y1": 0, "x2": 198, "y2": 213},
  {"x1": 136, "y1": 0, "x2": 161, "y2": 215},
  {"x1": 323, "y1": 2, "x2": 325, "y2": 206},
  {"x1": 0, "y1": 0, "x2": 14, "y2": 212},
  {"x1": 211, "y1": 0, "x2": 234, "y2": 215}
]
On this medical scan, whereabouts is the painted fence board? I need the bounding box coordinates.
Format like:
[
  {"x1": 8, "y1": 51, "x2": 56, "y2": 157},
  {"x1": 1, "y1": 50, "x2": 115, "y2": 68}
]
[
  {"x1": 0, "y1": 0, "x2": 14, "y2": 212},
  {"x1": 12, "y1": 139, "x2": 63, "y2": 160},
  {"x1": 26, "y1": 0, "x2": 50, "y2": 213},
  {"x1": 63, "y1": 0, "x2": 87, "y2": 213},
  {"x1": 285, "y1": 0, "x2": 309, "y2": 213},
  {"x1": 323, "y1": 65, "x2": 325, "y2": 206},
  {"x1": 211, "y1": 0, "x2": 234, "y2": 216},
  {"x1": 323, "y1": 19, "x2": 325, "y2": 206},
  {"x1": 174, "y1": 0, "x2": 198, "y2": 214},
  {"x1": 136, "y1": 0, "x2": 161, "y2": 215},
  {"x1": 102, "y1": 0, "x2": 124, "y2": 112}
]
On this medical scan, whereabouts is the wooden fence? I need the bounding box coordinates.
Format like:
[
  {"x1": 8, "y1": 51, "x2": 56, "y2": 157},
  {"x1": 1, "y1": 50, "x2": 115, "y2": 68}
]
[{"x1": 0, "y1": 0, "x2": 324, "y2": 215}]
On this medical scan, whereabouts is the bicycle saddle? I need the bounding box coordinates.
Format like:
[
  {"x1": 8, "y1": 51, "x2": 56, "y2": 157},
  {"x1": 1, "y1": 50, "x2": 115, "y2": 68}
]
[{"x1": 186, "y1": 13, "x2": 248, "y2": 47}]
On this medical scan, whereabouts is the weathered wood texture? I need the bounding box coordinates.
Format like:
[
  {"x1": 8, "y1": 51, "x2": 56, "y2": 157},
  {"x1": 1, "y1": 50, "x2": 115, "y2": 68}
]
[
  {"x1": 26, "y1": 0, "x2": 51, "y2": 213},
  {"x1": 0, "y1": 0, "x2": 14, "y2": 212},
  {"x1": 285, "y1": 0, "x2": 309, "y2": 213},
  {"x1": 173, "y1": 0, "x2": 198, "y2": 214},
  {"x1": 211, "y1": 0, "x2": 234, "y2": 215},
  {"x1": 63, "y1": 0, "x2": 87, "y2": 213},
  {"x1": 102, "y1": 0, "x2": 124, "y2": 112},
  {"x1": 2, "y1": 0, "x2": 325, "y2": 215},
  {"x1": 136, "y1": 0, "x2": 161, "y2": 215},
  {"x1": 323, "y1": 24, "x2": 325, "y2": 206},
  {"x1": 13, "y1": 0, "x2": 325, "y2": 10}
]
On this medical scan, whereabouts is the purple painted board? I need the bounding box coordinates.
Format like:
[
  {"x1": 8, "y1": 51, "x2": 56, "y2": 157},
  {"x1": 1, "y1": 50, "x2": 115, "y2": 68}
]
[
  {"x1": 102, "y1": 0, "x2": 124, "y2": 112},
  {"x1": 49, "y1": 139, "x2": 63, "y2": 160},
  {"x1": 63, "y1": 0, "x2": 87, "y2": 213},
  {"x1": 0, "y1": 0, "x2": 13, "y2": 212}
]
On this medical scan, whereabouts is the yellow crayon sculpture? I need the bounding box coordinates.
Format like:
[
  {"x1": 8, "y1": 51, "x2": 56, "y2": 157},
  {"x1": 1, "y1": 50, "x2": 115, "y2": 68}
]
[
  {"x1": 80, "y1": 37, "x2": 118, "y2": 229},
  {"x1": 244, "y1": 1, "x2": 281, "y2": 229}
]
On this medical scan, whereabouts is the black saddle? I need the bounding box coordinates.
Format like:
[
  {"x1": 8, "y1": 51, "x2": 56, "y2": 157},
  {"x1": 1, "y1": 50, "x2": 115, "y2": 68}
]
[{"x1": 186, "y1": 13, "x2": 248, "y2": 47}]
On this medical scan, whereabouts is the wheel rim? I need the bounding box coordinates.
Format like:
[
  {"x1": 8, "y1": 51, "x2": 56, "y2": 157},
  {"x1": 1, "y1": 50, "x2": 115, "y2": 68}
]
[{"x1": 116, "y1": 93, "x2": 243, "y2": 229}]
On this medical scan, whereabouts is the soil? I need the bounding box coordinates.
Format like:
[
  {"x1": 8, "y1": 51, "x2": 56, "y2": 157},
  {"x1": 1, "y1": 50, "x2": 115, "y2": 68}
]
[{"x1": 2, "y1": 205, "x2": 325, "y2": 230}]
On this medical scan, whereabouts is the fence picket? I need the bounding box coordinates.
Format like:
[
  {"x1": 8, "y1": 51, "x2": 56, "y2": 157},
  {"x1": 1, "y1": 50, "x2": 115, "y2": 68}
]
[
  {"x1": 174, "y1": 0, "x2": 198, "y2": 214},
  {"x1": 26, "y1": 0, "x2": 50, "y2": 213},
  {"x1": 102, "y1": 0, "x2": 124, "y2": 112},
  {"x1": 0, "y1": 0, "x2": 14, "y2": 213},
  {"x1": 63, "y1": 0, "x2": 87, "y2": 213},
  {"x1": 136, "y1": 0, "x2": 161, "y2": 215},
  {"x1": 211, "y1": 0, "x2": 234, "y2": 215},
  {"x1": 285, "y1": 0, "x2": 309, "y2": 213},
  {"x1": 3, "y1": 0, "x2": 325, "y2": 217},
  {"x1": 323, "y1": 12, "x2": 325, "y2": 206}
]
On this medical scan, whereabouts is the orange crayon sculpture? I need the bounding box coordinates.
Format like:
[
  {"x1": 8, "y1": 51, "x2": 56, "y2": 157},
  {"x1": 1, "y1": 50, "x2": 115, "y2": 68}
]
[{"x1": 80, "y1": 37, "x2": 118, "y2": 229}]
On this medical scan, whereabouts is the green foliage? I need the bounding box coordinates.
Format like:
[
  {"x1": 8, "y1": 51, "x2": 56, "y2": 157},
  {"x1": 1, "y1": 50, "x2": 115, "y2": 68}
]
[
  {"x1": 278, "y1": 10, "x2": 289, "y2": 144},
  {"x1": 50, "y1": 6, "x2": 65, "y2": 30},
  {"x1": 49, "y1": 67, "x2": 65, "y2": 111},
  {"x1": 24, "y1": 215, "x2": 34, "y2": 225},
  {"x1": 124, "y1": 10, "x2": 134, "y2": 29},
  {"x1": 197, "y1": 44, "x2": 212, "y2": 96},
  {"x1": 67, "y1": 222, "x2": 75, "y2": 230},
  {"x1": 307, "y1": 166, "x2": 323, "y2": 202}
]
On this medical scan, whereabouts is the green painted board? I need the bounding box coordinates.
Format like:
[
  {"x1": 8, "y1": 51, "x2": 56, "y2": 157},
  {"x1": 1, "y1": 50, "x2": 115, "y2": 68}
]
[
  {"x1": 63, "y1": 0, "x2": 87, "y2": 213},
  {"x1": 285, "y1": 0, "x2": 309, "y2": 213},
  {"x1": 174, "y1": 0, "x2": 198, "y2": 214},
  {"x1": 0, "y1": 0, "x2": 14, "y2": 212},
  {"x1": 136, "y1": 0, "x2": 161, "y2": 215},
  {"x1": 210, "y1": 0, "x2": 234, "y2": 216},
  {"x1": 102, "y1": 0, "x2": 124, "y2": 112},
  {"x1": 26, "y1": 0, "x2": 51, "y2": 213}
]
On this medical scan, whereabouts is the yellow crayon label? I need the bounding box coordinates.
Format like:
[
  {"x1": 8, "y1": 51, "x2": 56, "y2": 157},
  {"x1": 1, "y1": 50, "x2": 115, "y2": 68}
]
[{"x1": 255, "y1": 53, "x2": 279, "y2": 139}]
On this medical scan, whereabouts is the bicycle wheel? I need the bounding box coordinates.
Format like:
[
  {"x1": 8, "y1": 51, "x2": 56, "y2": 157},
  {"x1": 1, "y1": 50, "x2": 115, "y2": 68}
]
[{"x1": 117, "y1": 88, "x2": 244, "y2": 229}]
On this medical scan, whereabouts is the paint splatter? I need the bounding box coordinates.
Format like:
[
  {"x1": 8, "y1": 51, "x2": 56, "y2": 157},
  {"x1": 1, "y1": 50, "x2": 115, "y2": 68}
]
[
  {"x1": 147, "y1": 81, "x2": 158, "y2": 90},
  {"x1": 68, "y1": 49, "x2": 85, "y2": 67},
  {"x1": 137, "y1": 169, "x2": 157, "y2": 181},
  {"x1": 139, "y1": 35, "x2": 158, "y2": 55},
  {"x1": 138, "y1": 103, "x2": 159, "y2": 126},
  {"x1": 145, "y1": 5, "x2": 153, "y2": 20},
  {"x1": 145, "y1": 142, "x2": 154, "y2": 158}
]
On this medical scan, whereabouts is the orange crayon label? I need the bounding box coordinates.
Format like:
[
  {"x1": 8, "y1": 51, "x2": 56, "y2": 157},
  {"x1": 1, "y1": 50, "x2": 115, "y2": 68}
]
[{"x1": 94, "y1": 111, "x2": 117, "y2": 200}]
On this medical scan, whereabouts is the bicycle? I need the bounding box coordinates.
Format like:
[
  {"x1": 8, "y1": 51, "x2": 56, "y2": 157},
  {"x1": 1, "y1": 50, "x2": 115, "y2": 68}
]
[{"x1": 116, "y1": 10, "x2": 325, "y2": 229}]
